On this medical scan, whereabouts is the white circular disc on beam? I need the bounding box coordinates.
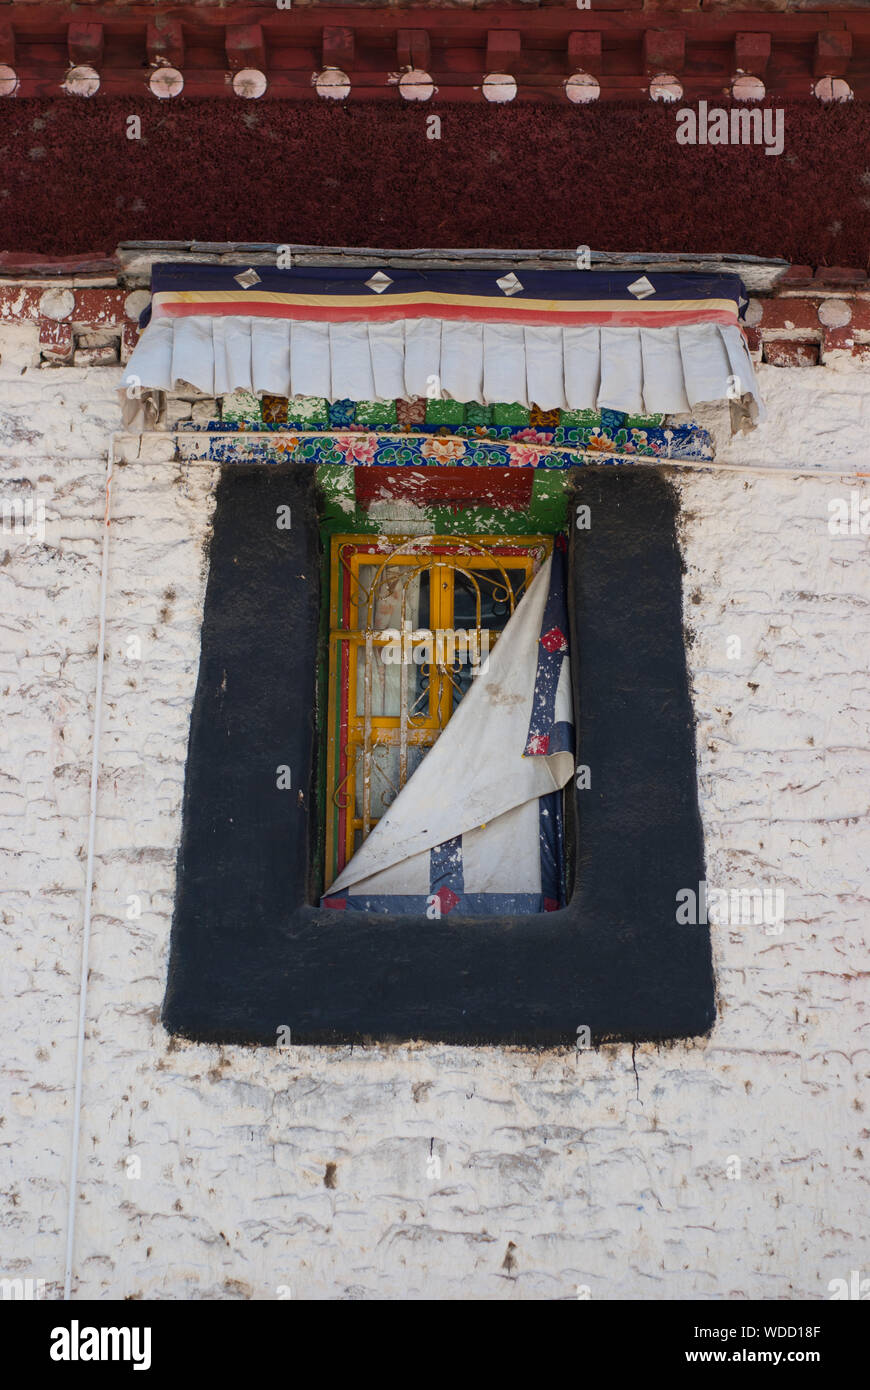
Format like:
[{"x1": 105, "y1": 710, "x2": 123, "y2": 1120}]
[
  {"x1": 315, "y1": 69, "x2": 351, "y2": 100},
  {"x1": 565, "y1": 72, "x2": 600, "y2": 104},
  {"x1": 39, "y1": 288, "x2": 76, "y2": 321},
  {"x1": 818, "y1": 299, "x2": 852, "y2": 329},
  {"x1": 814, "y1": 77, "x2": 852, "y2": 104},
  {"x1": 63, "y1": 66, "x2": 100, "y2": 98},
  {"x1": 732, "y1": 74, "x2": 766, "y2": 102},
  {"x1": 233, "y1": 68, "x2": 268, "y2": 99},
  {"x1": 482, "y1": 73, "x2": 517, "y2": 103},
  {"x1": 398, "y1": 70, "x2": 435, "y2": 101},
  {"x1": 124, "y1": 290, "x2": 152, "y2": 321},
  {"x1": 649, "y1": 73, "x2": 683, "y2": 103},
  {"x1": 150, "y1": 67, "x2": 184, "y2": 100}
]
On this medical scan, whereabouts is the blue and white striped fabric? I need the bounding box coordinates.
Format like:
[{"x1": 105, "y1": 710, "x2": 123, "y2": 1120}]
[{"x1": 322, "y1": 541, "x2": 574, "y2": 917}]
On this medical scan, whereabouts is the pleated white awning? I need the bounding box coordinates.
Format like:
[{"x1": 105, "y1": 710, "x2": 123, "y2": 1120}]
[{"x1": 121, "y1": 263, "x2": 765, "y2": 430}]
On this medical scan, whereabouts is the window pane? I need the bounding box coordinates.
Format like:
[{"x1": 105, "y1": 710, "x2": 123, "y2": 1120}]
[
  {"x1": 453, "y1": 565, "x2": 525, "y2": 626},
  {"x1": 352, "y1": 742, "x2": 426, "y2": 820},
  {"x1": 355, "y1": 564, "x2": 431, "y2": 717},
  {"x1": 357, "y1": 562, "x2": 430, "y2": 628},
  {"x1": 449, "y1": 566, "x2": 527, "y2": 704},
  {"x1": 353, "y1": 643, "x2": 436, "y2": 720}
]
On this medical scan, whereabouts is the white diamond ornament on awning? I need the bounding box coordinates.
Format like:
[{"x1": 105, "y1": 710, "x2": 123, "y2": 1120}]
[{"x1": 121, "y1": 264, "x2": 764, "y2": 431}]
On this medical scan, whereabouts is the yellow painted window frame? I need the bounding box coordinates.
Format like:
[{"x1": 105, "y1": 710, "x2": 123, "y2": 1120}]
[{"x1": 325, "y1": 533, "x2": 553, "y2": 886}]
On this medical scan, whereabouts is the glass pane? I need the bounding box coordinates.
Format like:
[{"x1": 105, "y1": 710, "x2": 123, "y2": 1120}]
[
  {"x1": 449, "y1": 566, "x2": 527, "y2": 705},
  {"x1": 452, "y1": 565, "x2": 525, "y2": 630},
  {"x1": 355, "y1": 563, "x2": 431, "y2": 717},
  {"x1": 355, "y1": 642, "x2": 417, "y2": 719},
  {"x1": 354, "y1": 639, "x2": 438, "y2": 720},
  {"x1": 357, "y1": 562, "x2": 430, "y2": 629},
  {"x1": 353, "y1": 742, "x2": 426, "y2": 819}
]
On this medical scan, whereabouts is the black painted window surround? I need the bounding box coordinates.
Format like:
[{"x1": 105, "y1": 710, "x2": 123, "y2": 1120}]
[{"x1": 163, "y1": 464, "x2": 713, "y2": 1046}]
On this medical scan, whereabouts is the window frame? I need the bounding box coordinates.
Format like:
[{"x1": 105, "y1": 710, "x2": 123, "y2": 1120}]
[
  {"x1": 324, "y1": 532, "x2": 553, "y2": 886},
  {"x1": 162, "y1": 463, "x2": 715, "y2": 1047}
]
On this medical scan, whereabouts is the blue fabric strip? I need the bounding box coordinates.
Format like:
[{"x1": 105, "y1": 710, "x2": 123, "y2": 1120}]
[
  {"x1": 524, "y1": 538, "x2": 572, "y2": 757},
  {"x1": 339, "y1": 892, "x2": 552, "y2": 916},
  {"x1": 144, "y1": 264, "x2": 747, "y2": 328},
  {"x1": 429, "y1": 835, "x2": 464, "y2": 900}
]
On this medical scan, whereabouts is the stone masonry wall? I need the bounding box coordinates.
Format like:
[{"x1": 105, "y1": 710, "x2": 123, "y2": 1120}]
[{"x1": 1, "y1": 321, "x2": 868, "y2": 1299}]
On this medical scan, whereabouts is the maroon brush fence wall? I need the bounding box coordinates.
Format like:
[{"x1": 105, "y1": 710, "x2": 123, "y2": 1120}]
[{"x1": 1, "y1": 99, "x2": 869, "y2": 263}]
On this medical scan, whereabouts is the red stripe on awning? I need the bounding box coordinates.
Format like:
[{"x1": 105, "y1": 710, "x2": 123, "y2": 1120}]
[{"x1": 152, "y1": 300, "x2": 739, "y2": 328}]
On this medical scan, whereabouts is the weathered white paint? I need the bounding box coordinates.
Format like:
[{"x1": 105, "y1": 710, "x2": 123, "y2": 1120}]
[{"x1": 0, "y1": 327, "x2": 868, "y2": 1299}]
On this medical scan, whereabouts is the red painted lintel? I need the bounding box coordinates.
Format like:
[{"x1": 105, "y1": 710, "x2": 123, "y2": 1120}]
[{"x1": 355, "y1": 466, "x2": 535, "y2": 511}]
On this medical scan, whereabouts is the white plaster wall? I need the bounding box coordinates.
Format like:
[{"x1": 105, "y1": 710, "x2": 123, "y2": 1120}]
[
  {"x1": 693, "y1": 360, "x2": 870, "y2": 470},
  {"x1": 1, "y1": 331, "x2": 868, "y2": 1300}
]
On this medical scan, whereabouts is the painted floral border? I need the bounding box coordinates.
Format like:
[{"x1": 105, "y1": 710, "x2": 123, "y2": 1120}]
[{"x1": 177, "y1": 426, "x2": 714, "y2": 469}]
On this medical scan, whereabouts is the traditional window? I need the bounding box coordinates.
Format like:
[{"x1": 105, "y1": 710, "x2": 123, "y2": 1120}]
[
  {"x1": 149, "y1": 263, "x2": 736, "y2": 1043},
  {"x1": 324, "y1": 534, "x2": 551, "y2": 886},
  {"x1": 164, "y1": 465, "x2": 713, "y2": 1047}
]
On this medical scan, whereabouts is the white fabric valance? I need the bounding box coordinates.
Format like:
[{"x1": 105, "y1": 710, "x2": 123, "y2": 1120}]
[
  {"x1": 122, "y1": 315, "x2": 763, "y2": 425},
  {"x1": 121, "y1": 264, "x2": 765, "y2": 430}
]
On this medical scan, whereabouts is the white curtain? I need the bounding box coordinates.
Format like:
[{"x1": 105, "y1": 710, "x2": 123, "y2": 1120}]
[{"x1": 122, "y1": 315, "x2": 763, "y2": 425}]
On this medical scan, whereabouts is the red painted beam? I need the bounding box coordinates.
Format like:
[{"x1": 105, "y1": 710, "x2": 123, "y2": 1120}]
[
  {"x1": 39, "y1": 320, "x2": 73, "y2": 359},
  {"x1": 226, "y1": 24, "x2": 266, "y2": 72},
  {"x1": 0, "y1": 6, "x2": 863, "y2": 102},
  {"x1": 814, "y1": 31, "x2": 852, "y2": 79},
  {"x1": 0, "y1": 8, "x2": 853, "y2": 42},
  {"x1": 67, "y1": 21, "x2": 104, "y2": 67},
  {"x1": 147, "y1": 17, "x2": 184, "y2": 69},
  {"x1": 323, "y1": 25, "x2": 355, "y2": 70},
  {"x1": 485, "y1": 30, "x2": 521, "y2": 74},
  {"x1": 568, "y1": 32, "x2": 601, "y2": 72},
  {"x1": 0, "y1": 20, "x2": 15, "y2": 67},
  {"x1": 355, "y1": 466, "x2": 535, "y2": 512},
  {"x1": 734, "y1": 32, "x2": 770, "y2": 77},
  {"x1": 398, "y1": 29, "x2": 430, "y2": 72},
  {"x1": 0, "y1": 252, "x2": 119, "y2": 276},
  {"x1": 643, "y1": 29, "x2": 686, "y2": 75}
]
